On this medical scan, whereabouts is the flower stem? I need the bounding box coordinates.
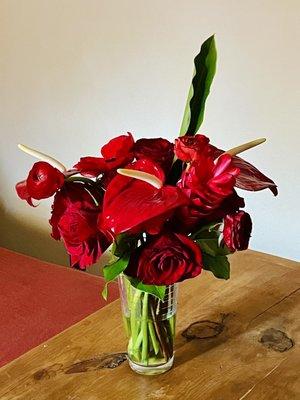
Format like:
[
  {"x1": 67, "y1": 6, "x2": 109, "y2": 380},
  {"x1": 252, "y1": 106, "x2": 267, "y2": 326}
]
[
  {"x1": 141, "y1": 293, "x2": 149, "y2": 363},
  {"x1": 148, "y1": 320, "x2": 160, "y2": 355},
  {"x1": 130, "y1": 290, "x2": 141, "y2": 361}
]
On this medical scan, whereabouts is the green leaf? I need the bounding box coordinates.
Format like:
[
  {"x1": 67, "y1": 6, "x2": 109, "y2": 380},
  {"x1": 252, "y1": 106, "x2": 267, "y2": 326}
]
[
  {"x1": 112, "y1": 233, "x2": 139, "y2": 258},
  {"x1": 180, "y1": 35, "x2": 217, "y2": 136},
  {"x1": 101, "y1": 254, "x2": 130, "y2": 300},
  {"x1": 127, "y1": 277, "x2": 166, "y2": 301},
  {"x1": 196, "y1": 237, "x2": 230, "y2": 257},
  {"x1": 103, "y1": 254, "x2": 130, "y2": 282},
  {"x1": 202, "y1": 253, "x2": 230, "y2": 280}
]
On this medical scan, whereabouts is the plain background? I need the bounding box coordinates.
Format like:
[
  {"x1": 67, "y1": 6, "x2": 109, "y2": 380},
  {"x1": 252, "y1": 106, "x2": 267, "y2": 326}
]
[{"x1": 1, "y1": 0, "x2": 299, "y2": 268}]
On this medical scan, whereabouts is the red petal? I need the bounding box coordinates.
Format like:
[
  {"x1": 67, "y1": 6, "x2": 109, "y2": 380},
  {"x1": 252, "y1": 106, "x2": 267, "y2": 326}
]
[
  {"x1": 211, "y1": 145, "x2": 278, "y2": 195},
  {"x1": 101, "y1": 132, "x2": 134, "y2": 160},
  {"x1": 73, "y1": 157, "x2": 108, "y2": 177},
  {"x1": 15, "y1": 180, "x2": 35, "y2": 206},
  {"x1": 102, "y1": 160, "x2": 187, "y2": 234}
]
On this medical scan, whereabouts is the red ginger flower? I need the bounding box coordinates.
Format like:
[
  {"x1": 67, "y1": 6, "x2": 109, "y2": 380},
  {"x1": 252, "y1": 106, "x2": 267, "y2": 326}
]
[
  {"x1": 50, "y1": 182, "x2": 112, "y2": 269},
  {"x1": 174, "y1": 134, "x2": 210, "y2": 162},
  {"x1": 125, "y1": 232, "x2": 202, "y2": 285},
  {"x1": 177, "y1": 153, "x2": 240, "y2": 229},
  {"x1": 16, "y1": 161, "x2": 65, "y2": 205},
  {"x1": 101, "y1": 159, "x2": 188, "y2": 235},
  {"x1": 74, "y1": 132, "x2": 134, "y2": 178},
  {"x1": 222, "y1": 211, "x2": 252, "y2": 251}
]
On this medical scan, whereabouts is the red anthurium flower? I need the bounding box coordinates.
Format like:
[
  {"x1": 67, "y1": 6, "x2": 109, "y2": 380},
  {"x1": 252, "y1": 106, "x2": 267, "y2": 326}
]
[
  {"x1": 210, "y1": 146, "x2": 278, "y2": 196},
  {"x1": 125, "y1": 232, "x2": 202, "y2": 285},
  {"x1": 176, "y1": 153, "x2": 240, "y2": 229},
  {"x1": 222, "y1": 211, "x2": 252, "y2": 252},
  {"x1": 101, "y1": 159, "x2": 188, "y2": 235},
  {"x1": 174, "y1": 134, "x2": 210, "y2": 162},
  {"x1": 15, "y1": 161, "x2": 65, "y2": 205},
  {"x1": 134, "y1": 138, "x2": 174, "y2": 173},
  {"x1": 50, "y1": 182, "x2": 112, "y2": 269},
  {"x1": 74, "y1": 132, "x2": 134, "y2": 178}
]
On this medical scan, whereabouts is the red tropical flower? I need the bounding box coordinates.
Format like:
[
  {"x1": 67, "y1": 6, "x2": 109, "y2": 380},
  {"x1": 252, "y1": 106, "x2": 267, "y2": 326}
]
[
  {"x1": 101, "y1": 159, "x2": 188, "y2": 235},
  {"x1": 176, "y1": 153, "x2": 240, "y2": 229},
  {"x1": 126, "y1": 232, "x2": 202, "y2": 285},
  {"x1": 16, "y1": 161, "x2": 65, "y2": 205},
  {"x1": 50, "y1": 182, "x2": 112, "y2": 269},
  {"x1": 134, "y1": 138, "x2": 174, "y2": 173},
  {"x1": 174, "y1": 134, "x2": 210, "y2": 162},
  {"x1": 222, "y1": 211, "x2": 252, "y2": 251},
  {"x1": 74, "y1": 132, "x2": 135, "y2": 178},
  {"x1": 210, "y1": 146, "x2": 278, "y2": 195}
]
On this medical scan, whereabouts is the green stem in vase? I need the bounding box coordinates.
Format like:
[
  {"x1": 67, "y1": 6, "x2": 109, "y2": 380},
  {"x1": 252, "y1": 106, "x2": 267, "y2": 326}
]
[
  {"x1": 130, "y1": 290, "x2": 141, "y2": 360},
  {"x1": 141, "y1": 292, "x2": 149, "y2": 363},
  {"x1": 148, "y1": 320, "x2": 160, "y2": 355}
]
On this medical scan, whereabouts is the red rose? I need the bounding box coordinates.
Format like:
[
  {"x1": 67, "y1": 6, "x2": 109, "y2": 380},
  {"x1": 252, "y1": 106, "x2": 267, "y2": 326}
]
[
  {"x1": 126, "y1": 232, "x2": 202, "y2": 285},
  {"x1": 134, "y1": 138, "x2": 174, "y2": 173},
  {"x1": 16, "y1": 161, "x2": 65, "y2": 205},
  {"x1": 223, "y1": 211, "x2": 252, "y2": 252},
  {"x1": 74, "y1": 132, "x2": 134, "y2": 178},
  {"x1": 50, "y1": 182, "x2": 112, "y2": 269},
  {"x1": 174, "y1": 134, "x2": 210, "y2": 162},
  {"x1": 176, "y1": 153, "x2": 240, "y2": 229}
]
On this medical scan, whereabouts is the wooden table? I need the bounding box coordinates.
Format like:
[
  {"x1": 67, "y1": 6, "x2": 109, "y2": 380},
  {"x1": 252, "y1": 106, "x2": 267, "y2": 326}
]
[{"x1": 0, "y1": 250, "x2": 299, "y2": 399}]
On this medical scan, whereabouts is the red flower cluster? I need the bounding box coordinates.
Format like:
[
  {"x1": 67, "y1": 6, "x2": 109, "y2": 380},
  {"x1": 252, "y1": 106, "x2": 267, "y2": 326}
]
[{"x1": 16, "y1": 132, "x2": 276, "y2": 284}]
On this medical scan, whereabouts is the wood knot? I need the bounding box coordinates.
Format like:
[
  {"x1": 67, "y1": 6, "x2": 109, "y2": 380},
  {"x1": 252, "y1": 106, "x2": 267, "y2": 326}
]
[
  {"x1": 181, "y1": 314, "x2": 229, "y2": 340},
  {"x1": 259, "y1": 328, "x2": 294, "y2": 352},
  {"x1": 64, "y1": 353, "x2": 127, "y2": 374}
]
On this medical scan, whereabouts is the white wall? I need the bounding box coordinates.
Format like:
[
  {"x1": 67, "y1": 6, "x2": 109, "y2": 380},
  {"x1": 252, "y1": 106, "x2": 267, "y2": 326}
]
[{"x1": 1, "y1": 0, "x2": 299, "y2": 264}]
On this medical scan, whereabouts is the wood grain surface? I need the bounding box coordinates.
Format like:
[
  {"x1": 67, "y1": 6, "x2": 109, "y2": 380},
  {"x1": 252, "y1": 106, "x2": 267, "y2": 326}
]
[{"x1": 0, "y1": 250, "x2": 299, "y2": 400}]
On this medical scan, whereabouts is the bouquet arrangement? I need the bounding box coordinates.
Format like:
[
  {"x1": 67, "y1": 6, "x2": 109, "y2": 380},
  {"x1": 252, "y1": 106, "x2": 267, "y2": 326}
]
[{"x1": 16, "y1": 35, "x2": 277, "y2": 375}]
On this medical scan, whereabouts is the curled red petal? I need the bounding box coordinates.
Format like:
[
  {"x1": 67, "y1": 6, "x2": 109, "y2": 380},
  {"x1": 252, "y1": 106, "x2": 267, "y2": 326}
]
[{"x1": 15, "y1": 180, "x2": 35, "y2": 206}]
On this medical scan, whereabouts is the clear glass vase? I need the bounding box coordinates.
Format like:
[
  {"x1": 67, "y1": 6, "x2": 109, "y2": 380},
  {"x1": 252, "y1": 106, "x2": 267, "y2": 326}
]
[{"x1": 118, "y1": 274, "x2": 178, "y2": 375}]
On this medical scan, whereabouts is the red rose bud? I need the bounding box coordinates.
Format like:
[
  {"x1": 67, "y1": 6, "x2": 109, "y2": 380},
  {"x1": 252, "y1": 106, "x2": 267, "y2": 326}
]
[
  {"x1": 74, "y1": 132, "x2": 134, "y2": 178},
  {"x1": 50, "y1": 182, "x2": 112, "y2": 269},
  {"x1": 174, "y1": 134, "x2": 210, "y2": 162},
  {"x1": 223, "y1": 211, "x2": 252, "y2": 252},
  {"x1": 126, "y1": 232, "x2": 202, "y2": 285},
  {"x1": 16, "y1": 161, "x2": 65, "y2": 204},
  {"x1": 134, "y1": 138, "x2": 174, "y2": 173}
]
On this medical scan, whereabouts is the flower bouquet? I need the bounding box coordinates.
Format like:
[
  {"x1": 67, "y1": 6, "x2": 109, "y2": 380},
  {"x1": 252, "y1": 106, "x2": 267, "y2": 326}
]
[{"x1": 16, "y1": 35, "x2": 277, "y2": 375}]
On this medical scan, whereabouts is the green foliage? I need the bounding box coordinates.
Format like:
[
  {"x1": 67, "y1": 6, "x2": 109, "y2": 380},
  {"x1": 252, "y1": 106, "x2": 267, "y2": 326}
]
[
  {"x1": 112, "y1": 233, "x2": 139, "y2": 258},
  {"x1": 128, "y1": 277, "x2": 166, "y2": 301},
  {"x1": 193, "y1": 222, "x2": 231, "y2": 280},
  {"x1": 180, "y1": 35, "x2": 217, "y2": 136},
  {"x1": 202, "y1": 253, "x2": 230, "y2": 280},
  {"x1": 102, "y1": 254, "x2": 130, "y2": 300}
]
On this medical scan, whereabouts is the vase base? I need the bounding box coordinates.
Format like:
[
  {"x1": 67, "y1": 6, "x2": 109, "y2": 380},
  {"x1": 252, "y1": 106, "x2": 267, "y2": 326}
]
[{"x1": 128, "y1": 356, "x2": 174, "y2": 375}]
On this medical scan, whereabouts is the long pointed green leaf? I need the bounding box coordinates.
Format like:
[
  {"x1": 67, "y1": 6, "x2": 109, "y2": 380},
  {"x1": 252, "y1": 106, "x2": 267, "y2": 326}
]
[{"x1": 180, "y1": 35, "x2": 217, "y2": 136}]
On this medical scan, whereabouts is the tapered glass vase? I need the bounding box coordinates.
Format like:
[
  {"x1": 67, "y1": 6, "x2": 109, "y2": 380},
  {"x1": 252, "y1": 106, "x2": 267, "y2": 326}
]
[{"x1": 118, "y1": 275, "x2": 178, "y2": 375}]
